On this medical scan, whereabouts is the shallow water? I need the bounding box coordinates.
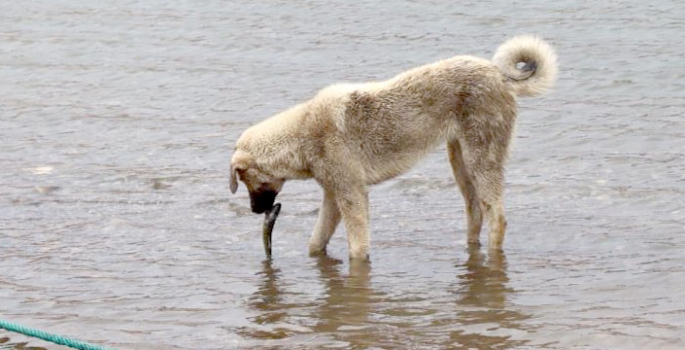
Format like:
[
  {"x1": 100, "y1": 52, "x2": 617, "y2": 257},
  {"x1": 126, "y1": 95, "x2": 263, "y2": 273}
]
[{"x1": 1, "y1": 0, "x2": 684, "y2": 349}]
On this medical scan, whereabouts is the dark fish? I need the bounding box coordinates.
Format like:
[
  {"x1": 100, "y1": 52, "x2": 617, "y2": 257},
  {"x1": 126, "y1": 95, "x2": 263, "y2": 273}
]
[{"x1": 263, "y1": 203, "x2": 281, "y2": 257}]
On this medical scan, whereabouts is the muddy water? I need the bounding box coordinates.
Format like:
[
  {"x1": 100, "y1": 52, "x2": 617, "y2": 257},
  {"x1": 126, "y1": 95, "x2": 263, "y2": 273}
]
[{"x1": 1, "y1": 0, "x2": 684, "y2": 349}]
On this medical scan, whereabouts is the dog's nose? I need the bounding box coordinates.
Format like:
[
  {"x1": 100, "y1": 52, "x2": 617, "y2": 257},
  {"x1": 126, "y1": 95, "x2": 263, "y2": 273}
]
[{"x1": 249, "y1": 189, "x2": 277, "y2": 214}]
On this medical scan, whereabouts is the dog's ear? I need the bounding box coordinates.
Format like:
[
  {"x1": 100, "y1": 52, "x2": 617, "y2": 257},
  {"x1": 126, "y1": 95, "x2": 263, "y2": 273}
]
[
  {"x1": 230, "y1": 163, "x2": 241, "y2": 194},
  {"x1": 230, "y1": 150, "x2": 254, "y2": 194}
]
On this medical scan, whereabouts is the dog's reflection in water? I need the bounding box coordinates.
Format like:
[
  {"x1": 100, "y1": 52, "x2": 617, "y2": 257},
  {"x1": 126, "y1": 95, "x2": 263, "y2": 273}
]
[
  {"x1": 457, "y1": 246, "x2": 512, "y2": 307},
  {"x1": 241, "y1": 256, "x2": 373, "y2": 345},
  {"x1": 312, "y1": 256, "x2": 373, "y2": 332},
  {"x1": 450, "y1": 246, "x2": 531, "y2": 348},
  {"x1": 242, "y1": 248, "x2": 529, "y2": 348}
]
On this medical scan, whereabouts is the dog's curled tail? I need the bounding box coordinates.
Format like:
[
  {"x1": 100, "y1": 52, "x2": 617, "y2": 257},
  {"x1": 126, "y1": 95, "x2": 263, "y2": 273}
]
[{"x1": 492, "y1": 35, "x2": 558, "y2": 97}]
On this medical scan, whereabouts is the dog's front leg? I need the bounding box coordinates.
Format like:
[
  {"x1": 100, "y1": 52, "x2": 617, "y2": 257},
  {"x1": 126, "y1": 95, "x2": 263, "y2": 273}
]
[
  {"x1": 308, "y1": 189, "x2": 341, "y2": 256},
  {"x1": 336, "y1": 184, "x2": 370, "y2": 261}
]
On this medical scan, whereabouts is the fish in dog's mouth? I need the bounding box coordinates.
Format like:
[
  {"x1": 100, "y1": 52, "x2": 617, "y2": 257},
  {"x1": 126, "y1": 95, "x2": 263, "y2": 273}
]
[
  {"x1": 249, "y1": 188, "x2": 278, "y2": 214},
  {"x1": 263, "y1": 203, "x2": 281, "y2": 257}
]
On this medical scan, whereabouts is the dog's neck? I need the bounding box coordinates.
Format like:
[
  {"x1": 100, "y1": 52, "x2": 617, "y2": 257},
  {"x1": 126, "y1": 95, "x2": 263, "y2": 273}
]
[
  {"x1": 240, "y1": 107, "x2": 313, "y2": 181},
  {"x1": 262, "y1": 144, "x2": 312, "y2": 180}
]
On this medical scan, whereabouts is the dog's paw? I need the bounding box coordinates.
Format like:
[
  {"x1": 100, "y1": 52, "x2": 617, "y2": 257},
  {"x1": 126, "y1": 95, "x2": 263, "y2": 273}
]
[{"x1": 308, "y1": 246, "x2": 328, "y2": 257}]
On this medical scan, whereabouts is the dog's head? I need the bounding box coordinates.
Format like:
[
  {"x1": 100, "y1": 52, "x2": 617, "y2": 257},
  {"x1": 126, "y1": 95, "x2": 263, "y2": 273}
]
[{"x1": 230, "y1": 151, "x2": 285, "y2": 214}]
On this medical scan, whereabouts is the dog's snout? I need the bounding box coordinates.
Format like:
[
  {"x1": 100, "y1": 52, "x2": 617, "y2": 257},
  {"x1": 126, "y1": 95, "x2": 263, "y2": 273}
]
[{"x1": 249, "y1": 189, "x2": 278, "y2": 214}]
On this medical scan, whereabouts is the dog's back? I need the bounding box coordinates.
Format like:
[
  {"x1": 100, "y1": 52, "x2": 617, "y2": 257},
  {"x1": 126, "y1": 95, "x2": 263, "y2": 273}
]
[{"x1": 304, "y1": 36, "x2": 557, "y2": 185}]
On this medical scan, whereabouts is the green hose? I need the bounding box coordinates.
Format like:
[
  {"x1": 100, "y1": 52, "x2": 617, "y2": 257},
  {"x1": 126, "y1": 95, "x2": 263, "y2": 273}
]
[{"x1": 0, "y1": 319, "x2": 117, "y2": 350}]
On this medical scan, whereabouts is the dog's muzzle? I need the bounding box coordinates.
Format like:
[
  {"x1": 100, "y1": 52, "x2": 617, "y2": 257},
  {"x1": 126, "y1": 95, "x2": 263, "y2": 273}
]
[{"x1": 249, "y1": 189, "x2": 278, "y2": 214}]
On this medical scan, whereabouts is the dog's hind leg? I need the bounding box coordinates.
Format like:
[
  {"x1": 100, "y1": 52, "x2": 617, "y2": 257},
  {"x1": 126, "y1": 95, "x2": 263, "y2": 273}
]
[
  {"x1": 480, "y1": 188, "x2": 507, "y2": 250},
  {"x1": 308, "y1": 189, "x2": 341, "y2": 256},
  {"x1": 466, "y1": 149, "x2": 508, "y2": 250},
  {"x1": 447, "y1": 139, "x2": 483, "y2": 245}
]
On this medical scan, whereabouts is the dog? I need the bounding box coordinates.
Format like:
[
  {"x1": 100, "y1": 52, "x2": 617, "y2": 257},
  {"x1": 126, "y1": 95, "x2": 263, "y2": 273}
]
[{"x1": 230, "y1": 35, "x2": 557, "y2": 260}]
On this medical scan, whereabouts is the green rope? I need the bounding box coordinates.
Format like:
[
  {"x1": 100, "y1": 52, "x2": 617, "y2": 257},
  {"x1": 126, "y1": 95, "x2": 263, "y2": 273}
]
[{"x1": 0, "y1": 319, "x2": 117, "y2": 350}]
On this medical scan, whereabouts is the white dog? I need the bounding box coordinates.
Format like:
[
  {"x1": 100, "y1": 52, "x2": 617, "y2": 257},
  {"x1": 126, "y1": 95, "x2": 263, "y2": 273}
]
[{"x1": 231, "y1": 35, "x2": 557, "y2": 260}]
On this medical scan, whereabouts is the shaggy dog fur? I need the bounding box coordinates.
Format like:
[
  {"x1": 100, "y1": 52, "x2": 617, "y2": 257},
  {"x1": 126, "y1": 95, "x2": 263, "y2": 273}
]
[{"x1": 230, "y1": 35, "x2": 558, "y2": 260}]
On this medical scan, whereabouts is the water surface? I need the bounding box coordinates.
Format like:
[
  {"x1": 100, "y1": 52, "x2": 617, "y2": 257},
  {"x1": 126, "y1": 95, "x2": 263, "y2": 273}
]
[{"x1": 1, "y1": 0, "x2": 684, "y2": 349}]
